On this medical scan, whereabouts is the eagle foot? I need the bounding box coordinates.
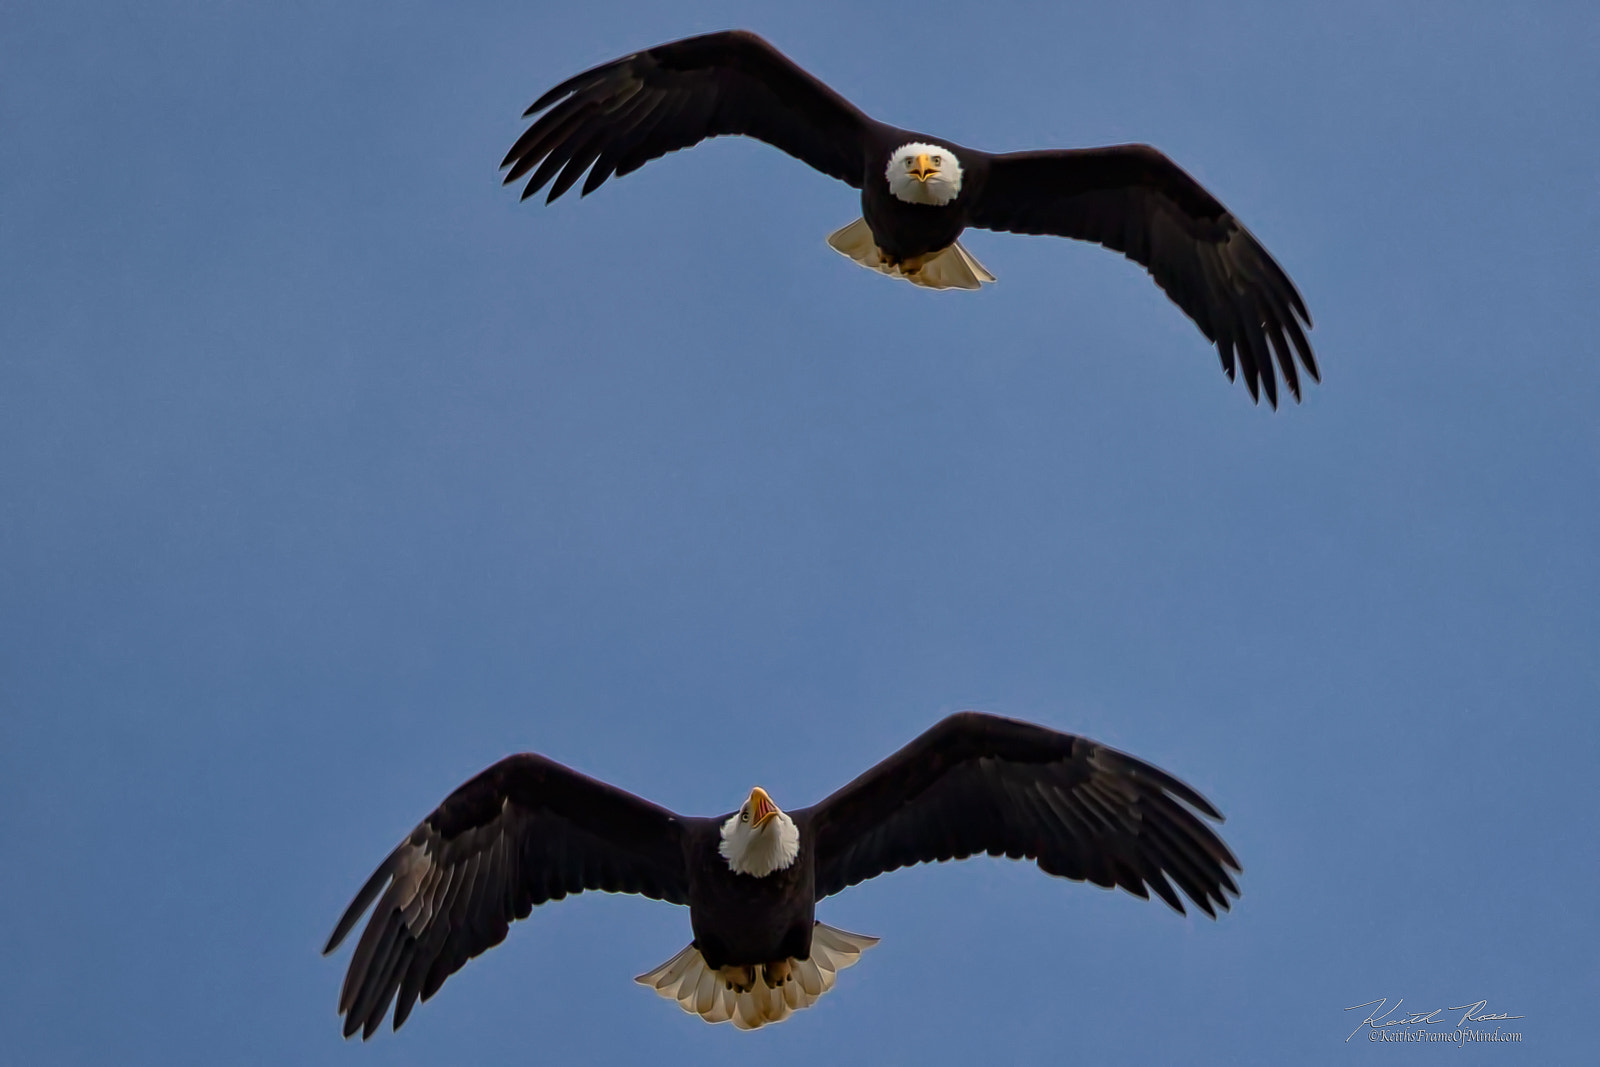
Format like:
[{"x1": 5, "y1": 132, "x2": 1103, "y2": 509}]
[
  {"x1": 763, "y1": 959, "x2": 793, "y2": 987},
  {"x1": 718, "y1": 964, "x2": 756, "y2": 993}
]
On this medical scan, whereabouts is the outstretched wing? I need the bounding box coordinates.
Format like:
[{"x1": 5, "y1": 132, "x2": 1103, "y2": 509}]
[
  {"x1": 502, "y1": 30, "x2": 873, "y2": 203},
  {"x1": 804, "y1": 712, "x2": 1240, "y2": 916},
  {"x1": 324, "y1": 755, "x2": 689, "y2": 1038},
  {"x1": 969, "y1": 145, "x2": 1316, "y2": 406}
]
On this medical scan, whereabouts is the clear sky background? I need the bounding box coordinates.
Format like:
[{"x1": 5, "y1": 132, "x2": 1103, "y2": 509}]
[{"x1": 3, "y1": 1, "x2": 1596, "y2": 1063}]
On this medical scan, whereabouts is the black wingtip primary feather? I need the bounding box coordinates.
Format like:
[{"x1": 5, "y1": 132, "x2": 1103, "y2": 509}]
[{"x1": 324, "y1": 850, "x2": 400, "y2": 955}]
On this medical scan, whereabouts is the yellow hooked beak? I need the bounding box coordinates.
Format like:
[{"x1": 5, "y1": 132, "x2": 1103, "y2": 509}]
[
  {"x1": 747, "y1": 786, "x2": 780, "y2": 828},
  {"x1": 910, "y1": 153, "x2": 936, "y2": 182}
]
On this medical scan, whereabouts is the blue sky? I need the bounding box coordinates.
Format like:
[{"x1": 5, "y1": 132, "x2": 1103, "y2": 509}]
[{"x1": 3, "y1": 1, "x2": 1596, "y2": 1062}]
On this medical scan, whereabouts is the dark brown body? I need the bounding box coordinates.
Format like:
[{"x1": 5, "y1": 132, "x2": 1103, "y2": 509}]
[
  {"x1": 858, "y1": 130, "x2": 988, "y2": 265},
  {"x1": 681, "y1": 817, "x2": 817, "y2": 969}
]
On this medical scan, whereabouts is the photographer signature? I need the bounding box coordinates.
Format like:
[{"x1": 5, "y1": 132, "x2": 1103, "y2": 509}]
[{"x1": 1345, "y1": 997, "x2": 1524, "y2": 1042}]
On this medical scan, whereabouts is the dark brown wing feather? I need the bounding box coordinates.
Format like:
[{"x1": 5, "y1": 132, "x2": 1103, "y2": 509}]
[
  {"x1": 501, "y1": 30, "x2": 872, "y2": 203},
  {"x1": 323, "y1": 755, "x2": 688, "y2": 1039},
  {"x1": 804, "y1": 712, "x2": 1240, "y2": 916},
  {"x1": 968, "y1": 145, "x2": 1317, "y2": 406}
]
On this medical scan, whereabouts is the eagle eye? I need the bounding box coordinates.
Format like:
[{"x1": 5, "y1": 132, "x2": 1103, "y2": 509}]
[{"x1": 932, "y1": 155, "x2": 942, "y2": 165}]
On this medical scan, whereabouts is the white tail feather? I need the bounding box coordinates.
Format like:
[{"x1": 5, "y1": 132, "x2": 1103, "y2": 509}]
[
  {"x1": 635, "y1": 922, "x2": 880, "y2": 1030},
  {"x1": 825, "y1": 218, "x2": 995, "y2": 291}
]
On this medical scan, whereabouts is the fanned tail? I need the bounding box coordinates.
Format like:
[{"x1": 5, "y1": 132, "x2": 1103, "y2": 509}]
[
  {"x1": 826, "y1": 218, "x2": 995, "y2": 291},
  {"x1": 634, "y1": 922, "x2": 880, "y2": 1031}
]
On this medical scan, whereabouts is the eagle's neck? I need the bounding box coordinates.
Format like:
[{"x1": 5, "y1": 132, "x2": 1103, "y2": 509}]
[{"x1": 719, "y1": 811, "x2": 800, "y2": 877}]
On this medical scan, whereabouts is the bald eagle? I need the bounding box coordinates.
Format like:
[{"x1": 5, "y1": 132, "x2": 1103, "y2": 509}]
[
  {"x1": 502, "y1": 30, "x2": 1317, "y2": 406},
  {"x1": 325, "y1": 712, "x2": 1240, "y2": 1036}
]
